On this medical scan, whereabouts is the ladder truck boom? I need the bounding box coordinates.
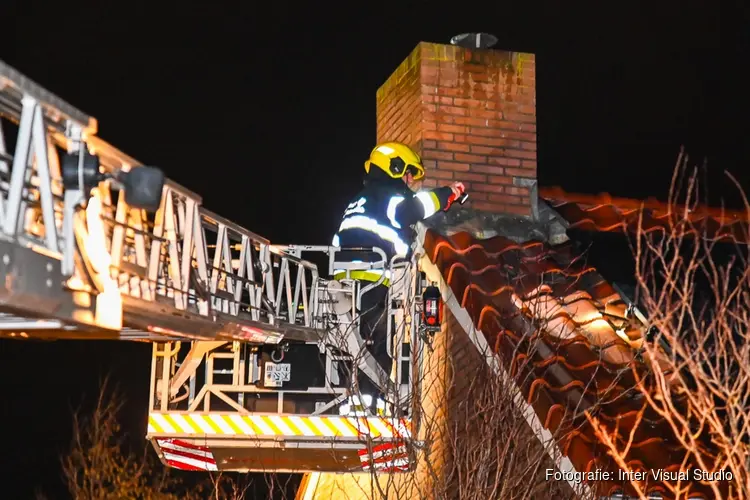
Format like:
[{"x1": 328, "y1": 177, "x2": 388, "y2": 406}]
[
  {"x1": 0, "y1": 60, "x2": 433, "y2": 474},
  {"x1": 0, "y1": 59, "x2": 318, "y2": 344}
]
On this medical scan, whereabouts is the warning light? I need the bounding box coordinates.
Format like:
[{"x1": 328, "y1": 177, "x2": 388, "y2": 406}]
[{"x1": 422, "y1": 285, "x2": 441, "y2": 333}]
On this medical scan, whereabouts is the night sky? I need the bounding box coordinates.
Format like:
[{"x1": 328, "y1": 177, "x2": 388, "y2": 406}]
[{"x1": 1, "y1": 1, "x2": 749, "y2": 498}]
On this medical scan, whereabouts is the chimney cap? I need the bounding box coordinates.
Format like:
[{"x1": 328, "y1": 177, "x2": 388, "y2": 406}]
[{"x1": 450, "y1": 33, "x2": 498, "y2": 49}]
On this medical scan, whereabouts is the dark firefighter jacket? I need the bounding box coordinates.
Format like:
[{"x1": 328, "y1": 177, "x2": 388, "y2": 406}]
[{"x1": 332, "y1": 170, "x2": 453, "y2": 286}]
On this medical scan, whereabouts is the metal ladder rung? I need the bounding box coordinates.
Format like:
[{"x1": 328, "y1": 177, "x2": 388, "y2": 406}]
[
  {"x1": 213, "y1": 290, "x2": 235, "y2": 301},
  {"x1": 119, "y1": 261, "x2": 148, "y2": 278}
]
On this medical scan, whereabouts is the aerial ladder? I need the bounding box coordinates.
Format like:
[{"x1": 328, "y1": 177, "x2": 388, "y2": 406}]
[{"x1": 0, "y1": 60, "x2": 438, "y2": 474}]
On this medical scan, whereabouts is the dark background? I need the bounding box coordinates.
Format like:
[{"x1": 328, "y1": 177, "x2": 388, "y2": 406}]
[{"x1": 1, "y1": 1, "x2": 748, "y2": 498}]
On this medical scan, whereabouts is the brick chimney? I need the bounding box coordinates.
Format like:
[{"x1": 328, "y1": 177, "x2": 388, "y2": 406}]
[{"x1": 376, "y1": 39, "x2": 537, "y2": 217}]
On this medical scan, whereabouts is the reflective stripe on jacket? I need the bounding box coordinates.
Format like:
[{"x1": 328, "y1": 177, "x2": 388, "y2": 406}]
[{"x1": 332, "y1": 176, "x2": 452, "y2": 285}]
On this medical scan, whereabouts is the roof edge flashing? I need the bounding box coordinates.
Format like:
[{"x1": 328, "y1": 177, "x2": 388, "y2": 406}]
[{"x1": 423, "y1": 205, "x2": 568, "y2": 244}]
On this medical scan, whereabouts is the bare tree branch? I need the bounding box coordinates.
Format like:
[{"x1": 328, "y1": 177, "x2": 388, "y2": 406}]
[
  {"x1": 52, "y1": 376, "x2": 283, "y2": 500},
  {"x1": 590, "y1": 153, "x2": 750, "y2": 499}
]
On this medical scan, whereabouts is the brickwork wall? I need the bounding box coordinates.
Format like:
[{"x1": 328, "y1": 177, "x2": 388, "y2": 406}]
[
  {"x1": 297, "y1": 307, "x2": 491, "y2": 499},
  {"x1": 300, "y1": 310, "x2": 453, "y2": 499},
  {"x1": 295, "y1": 40, "x2": 541, "y2": 499},
  {"x1": 375, "y1": 48, "x2": 424, "y2": 147},
  {"x1": 376, "y1": 42, "x2": 537, "y2": 217}
]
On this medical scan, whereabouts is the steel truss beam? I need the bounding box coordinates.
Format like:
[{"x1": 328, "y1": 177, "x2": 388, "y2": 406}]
[
  {"x1": 148, "y1": 251, "x2": 424, "y2": 414},
  {"x1": 2, "y1": 60, "x2": 427, "y2": 475},
  {"x1": 0, "y1": 60, "x2": 321, "y2": 344},
  {"x1": 145, "y1": 249, "x2": 427, "y2": 473}
]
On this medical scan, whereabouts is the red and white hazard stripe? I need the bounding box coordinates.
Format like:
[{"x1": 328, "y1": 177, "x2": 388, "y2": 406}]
[
  {"x1": 156, "y1": 438, "x2": 218, "y2": 471},
  {"x1": 358, "y1": 441, "x2": 410, "y2": 473}
]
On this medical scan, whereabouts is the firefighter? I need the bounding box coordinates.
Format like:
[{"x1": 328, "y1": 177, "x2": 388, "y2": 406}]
[{"x1": 331, "y1": 141, "x2": 465, "y2": 375}]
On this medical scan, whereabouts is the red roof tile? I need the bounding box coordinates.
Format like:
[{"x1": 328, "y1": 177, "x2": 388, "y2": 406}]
[
  {"x1": 540, "y1": 186, "x2": 750, "y2": 243},
  {"x1": 422, "y1": 228, "x2": 728, "y2": 499}
]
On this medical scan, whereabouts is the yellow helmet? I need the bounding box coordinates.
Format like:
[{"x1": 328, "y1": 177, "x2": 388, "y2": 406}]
[{"x1": 364, "y1": 142, "x2": 425, "y2": 180}]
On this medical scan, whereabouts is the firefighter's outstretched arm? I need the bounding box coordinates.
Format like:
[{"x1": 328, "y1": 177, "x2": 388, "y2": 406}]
[{"x1": 388, "y1": 182, "x2": 466, "y2": 228}]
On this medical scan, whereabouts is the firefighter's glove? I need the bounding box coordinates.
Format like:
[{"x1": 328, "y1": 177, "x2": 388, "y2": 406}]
[{"x1": 443, "y1": 182, "x2": 466, "y2": 211}]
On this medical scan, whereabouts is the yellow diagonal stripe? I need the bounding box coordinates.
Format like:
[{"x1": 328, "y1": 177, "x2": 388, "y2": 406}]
[
  {"x1": 162, "y1": 414, "x2": 181, "y2": 433},
  {"x1": 182, "y1": 415, "x2": 203, "y2": 434},
  {"x1": 283, "y1": 417, "x2": 302, "y2": 435},
  {"x1": 319, "y1": 416, "x2": 341, "y2": 436},
  {"x1": 203, "y1": 415, "x2": 223, "y2": 434},
  {"x1": 242, "y1": 415, "x2": 265, "y2": 435},
  {"x1": 147, "y1": 413, "x2": 409, "y2": 439},
  {"x1": 352, "y1": 417, "x2": 376, "y2": 437},
  {"x1": 224, "y1": 416, "x2": 244, "y2": 435},
  {"x1": 259, "y1": 416, "x2": 282, "y2": 435},
  {"x1": 148, "y1": 415, "x2": 162, "y2": 432}
]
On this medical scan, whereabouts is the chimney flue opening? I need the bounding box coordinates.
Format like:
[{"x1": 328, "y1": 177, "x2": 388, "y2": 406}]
[{"x1": 450, "y1": 33, "x2": 498, "y2": 49}]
